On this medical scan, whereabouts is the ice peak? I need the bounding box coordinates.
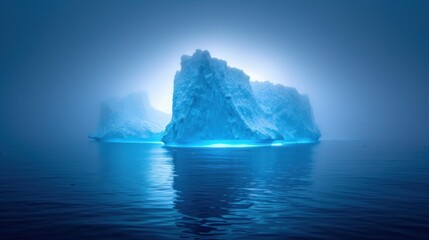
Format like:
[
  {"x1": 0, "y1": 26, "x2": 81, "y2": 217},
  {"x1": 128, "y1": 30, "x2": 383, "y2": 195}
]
[
  {"x1": 193, "y1": 49, "x2": 211, "y2": 59},
  {"x1": 180, "y1": 49, "x2": 212, "y2": 68}
]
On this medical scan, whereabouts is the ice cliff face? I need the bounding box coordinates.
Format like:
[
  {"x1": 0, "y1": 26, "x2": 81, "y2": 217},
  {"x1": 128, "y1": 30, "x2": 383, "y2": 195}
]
[
  {"x1": 251, "y1": 81, "x2": 321, "y2": 141},
  {"x1": 162, "y1": 50, "x2": 280, "y2": 144},
  {"x1": 90, "y1": 92, "x2": 170, "y2": 141}
]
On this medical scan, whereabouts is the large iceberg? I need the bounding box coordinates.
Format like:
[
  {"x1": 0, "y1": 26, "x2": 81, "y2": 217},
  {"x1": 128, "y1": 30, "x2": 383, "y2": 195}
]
[
  {"x1": 162, "y1": 49, "x2": 320, "y2": 145},
  {"x1": 162, "y1": 50, "x2": 280, "y2": 144},
  {"x1": 90, "y1": 92, "x2": 171, "y2": 141}
]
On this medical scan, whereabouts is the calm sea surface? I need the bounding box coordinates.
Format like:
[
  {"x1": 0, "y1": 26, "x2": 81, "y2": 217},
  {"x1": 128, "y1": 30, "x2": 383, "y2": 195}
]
[{"x1": 1, "y1": 140, "x2": 428, "y2": 239}]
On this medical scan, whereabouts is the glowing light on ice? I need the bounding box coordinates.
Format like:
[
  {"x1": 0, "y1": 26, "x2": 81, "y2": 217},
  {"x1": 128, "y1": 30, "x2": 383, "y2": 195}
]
[
  {"x1": 207, "y1": 143, "x2": 257, "y2": 148},
  {"x1": 164, "y1": 140, "x2": 318, "y2": 148}
]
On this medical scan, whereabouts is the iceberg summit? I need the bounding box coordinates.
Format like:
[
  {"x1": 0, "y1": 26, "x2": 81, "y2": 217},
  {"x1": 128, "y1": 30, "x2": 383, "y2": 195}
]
[
  {"x1": 90, "y1": 92, "x2": 170, "y2": 141},
  {"x1": 162, "y1": 50, "x2": 320, "y2": 145}
]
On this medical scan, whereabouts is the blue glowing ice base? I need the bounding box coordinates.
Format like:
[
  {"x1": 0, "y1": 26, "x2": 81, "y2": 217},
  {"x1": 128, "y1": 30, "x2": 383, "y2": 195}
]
[
  {"x1": 163, "y1": 139, "x2": 318, "y2": 148},
  {"x1": 91, "y1": 138, "x2": 318, "y2": 148}
]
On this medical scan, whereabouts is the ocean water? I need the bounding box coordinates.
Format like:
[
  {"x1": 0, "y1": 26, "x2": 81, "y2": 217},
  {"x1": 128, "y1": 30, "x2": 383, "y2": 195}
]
[{"x1": 0, "y1": 140, "x2": 428, "y2": 239}]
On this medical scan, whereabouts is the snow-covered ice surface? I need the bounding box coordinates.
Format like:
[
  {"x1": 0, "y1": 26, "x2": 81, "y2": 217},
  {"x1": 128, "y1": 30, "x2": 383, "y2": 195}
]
[
  {"x1": 251, "y1": 81, "x2": 321, "y2": 141},
  {"x1": 162, "y1": 50, "x2": 320, "y2": 145},
  {"x1": 89, "y1": 92, "x2": 170, "y2": 141}
]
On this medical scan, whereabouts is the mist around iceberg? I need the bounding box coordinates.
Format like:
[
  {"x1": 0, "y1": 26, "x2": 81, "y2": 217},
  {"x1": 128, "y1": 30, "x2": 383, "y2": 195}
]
[
  {"x1": 90, "y1": 91, "x2": 170, "y2": 142},
  {"x1": 91, "y1": 50, "x2": 320, "y2": 147}
]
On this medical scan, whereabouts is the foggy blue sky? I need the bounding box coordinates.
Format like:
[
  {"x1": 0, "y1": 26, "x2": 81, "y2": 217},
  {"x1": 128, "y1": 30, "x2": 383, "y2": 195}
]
[{"x1": 1, "y1": 0, "x2": 428, "y2": 145}]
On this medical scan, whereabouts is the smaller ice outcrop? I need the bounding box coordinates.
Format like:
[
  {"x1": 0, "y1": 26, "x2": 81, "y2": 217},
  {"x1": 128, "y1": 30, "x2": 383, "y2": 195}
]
[
  {"x1": 89, "y1": 92, "x2": 171, "y2": 141},
  {"x1": 251, "y1": 81, "x2": 321, "y2": 141}
]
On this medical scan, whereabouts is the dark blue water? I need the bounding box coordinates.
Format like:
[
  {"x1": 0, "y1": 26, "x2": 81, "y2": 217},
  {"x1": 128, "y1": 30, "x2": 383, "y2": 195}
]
[{"x1": 1, "y1": 140, "x2": 428, "y2": 239}]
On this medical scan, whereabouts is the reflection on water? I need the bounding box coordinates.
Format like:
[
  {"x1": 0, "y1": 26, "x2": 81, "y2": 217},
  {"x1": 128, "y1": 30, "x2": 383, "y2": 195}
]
[
  {"x1": 168, "y1": 145, "x2": 315, "y2": 237},
  {"x1": 1, "y1": 141, "x2": 429, "y2": 239},
  {"x1": 94, "y1": 143, "x2": 316, "y2": 238}
]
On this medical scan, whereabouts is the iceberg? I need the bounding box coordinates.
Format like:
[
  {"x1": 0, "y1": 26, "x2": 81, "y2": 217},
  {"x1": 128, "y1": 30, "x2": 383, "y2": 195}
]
[
  {"x1": 162, "y1": 50, "x2": 320, "y2": 145},
  {"x1": 90, "y1": 92, "x2": 171, "y2": 141},
  {"x1": 251, "y1": 81, "x2": 321, "y2": 141},
  {"x1": 162, "y1": 50, "x2": 281, "y2": 144}
]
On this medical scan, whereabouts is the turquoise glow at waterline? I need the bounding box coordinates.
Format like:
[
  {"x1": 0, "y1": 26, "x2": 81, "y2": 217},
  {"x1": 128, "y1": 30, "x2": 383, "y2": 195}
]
[
  {"x1": 165, "y1": 140, "x2": 318, "y2": 148},
  {"x1": 91, "y1": 139, "x2": 318, "y2": 148}
]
